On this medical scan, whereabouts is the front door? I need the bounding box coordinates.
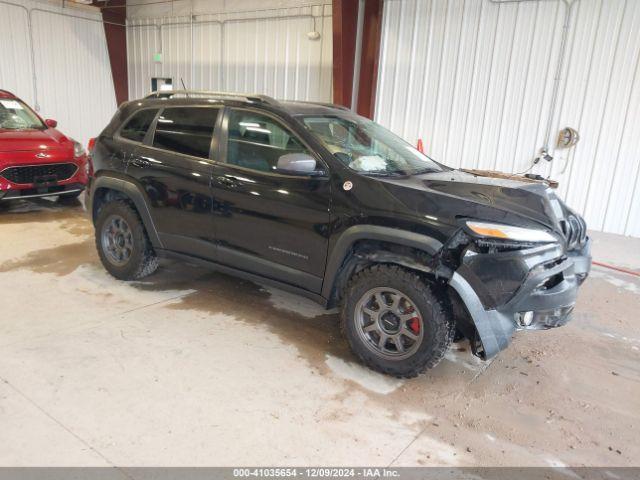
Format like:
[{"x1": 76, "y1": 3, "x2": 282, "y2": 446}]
[
  {"x1": 127, "y1": 106, "x2": 221, "y2": 260},
  {"x1": 211, "y1": 107, "x2": 331, "y2": 293}
]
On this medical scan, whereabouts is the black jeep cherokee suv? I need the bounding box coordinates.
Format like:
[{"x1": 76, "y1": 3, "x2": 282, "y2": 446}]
[{"x1": 87, "y1": 91, "x2": 591, "y2": 378}]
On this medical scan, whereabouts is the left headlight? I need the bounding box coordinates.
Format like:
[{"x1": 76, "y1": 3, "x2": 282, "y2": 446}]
[
  {"x1": 466, "y1": 220, "x2": 557, "y2": 243},
  {"x1": 71, "y1": 139, "x2": 85, "y2": 158}
]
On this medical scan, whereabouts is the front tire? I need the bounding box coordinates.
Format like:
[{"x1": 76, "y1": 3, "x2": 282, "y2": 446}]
[
  {"x1": 341, "y1": 265, "x2": 453, "y2": 378},
  {"x1": 95, "y1": 200, "x2": 158, "y2": 280}
]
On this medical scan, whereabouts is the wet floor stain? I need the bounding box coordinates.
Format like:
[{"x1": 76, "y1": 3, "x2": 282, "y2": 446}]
[
  {"x1": 0, "y1": 198, "x2": 86, "y2": 225},
  {"x1": 0, "y1": 238, "x2": 97, "y2": 276},
  {"x1": 163, "y1": 270, "x2": 350, "y2": 374}
]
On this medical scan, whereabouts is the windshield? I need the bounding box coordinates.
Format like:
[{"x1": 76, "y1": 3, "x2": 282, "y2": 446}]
[
  {"x1": 0, "y1": 99, "x2": 45, "y2": 130},
  {"x1": 301, "y1": 115, "x2": 446, "y2": 176}
]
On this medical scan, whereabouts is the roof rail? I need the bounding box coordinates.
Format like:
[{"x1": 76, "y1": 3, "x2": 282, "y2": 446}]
[
  {"x1": 0, "y1": 89, "x2": 16, "y2": 98},
  {"x1": 318, "y1": 102, "x2": 350, "y2": 111},
  {"x1": 285, "y1": 100, "x2": 351, "y2": 111},
  {"x1": 144, "y1": 90, "x2": 279, "y2": 105}
]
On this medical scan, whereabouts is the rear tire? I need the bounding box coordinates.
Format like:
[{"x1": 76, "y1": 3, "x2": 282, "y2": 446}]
[
  {"x1": 341, "y1": 265, "x2": 453, "y2": 378},
  {"x1": 95, "y1": 200, "x2": 158, "y2": 280}
]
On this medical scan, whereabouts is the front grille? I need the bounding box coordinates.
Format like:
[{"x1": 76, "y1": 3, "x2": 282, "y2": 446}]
[
  {"x1": 0, "y1": 163, "x2": 78, "y2": 185},
  {"x1": 561, "y1": 213, "x2": 587, "y2": 250}
]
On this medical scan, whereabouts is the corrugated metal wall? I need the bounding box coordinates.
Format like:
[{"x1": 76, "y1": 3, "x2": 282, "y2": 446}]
[
  {"x1": 376, "y1": 0, "x2": 640, "y2": 237},
  {"x1": 127, "y1": 5, "x2": 333, "y2": 102},
  {"x1": 0, "y1": 2, "x2": 34, "y2": 106},
  {"x1": 0, "y1": 0, "x2": 117, "y2": 146}
]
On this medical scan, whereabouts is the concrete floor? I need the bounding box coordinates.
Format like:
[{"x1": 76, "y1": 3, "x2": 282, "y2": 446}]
[{"x1": 0, "y1": 197, "x2": 639, "y2": 467}]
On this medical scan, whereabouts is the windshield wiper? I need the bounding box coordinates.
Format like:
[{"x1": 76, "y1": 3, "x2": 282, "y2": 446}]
[
  {"x1": 410, "y1": 167, "x2": 441, "y2": 175},
  {"x1": 360, "y1": 170, "x2": 406, "y2": 177}
]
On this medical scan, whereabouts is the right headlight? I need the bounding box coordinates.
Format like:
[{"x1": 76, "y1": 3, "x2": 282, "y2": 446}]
[{"x1": 466, "y1": 220, "x2": 557, "y2": 243}]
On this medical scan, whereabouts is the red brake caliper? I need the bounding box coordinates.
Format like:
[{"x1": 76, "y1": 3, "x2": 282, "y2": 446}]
[
  {"x1": 408, "y1": 318, "x2": 421, "y2": 334},
  {"x1": 405, "y1": 306, "x2": 421, "y2": 334}
]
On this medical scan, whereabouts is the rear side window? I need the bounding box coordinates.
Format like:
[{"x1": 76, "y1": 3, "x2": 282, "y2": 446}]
[
  {"x1": 120, "y1": 109, "x2": 158, "y2": 143},
  {"x1": 152, "y1": 107, "x2": 219, "y2": 159}
]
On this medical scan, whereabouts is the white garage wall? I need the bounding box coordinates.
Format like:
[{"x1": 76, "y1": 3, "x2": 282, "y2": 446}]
[
  {"x1": 376, "y1": 0, "x2": 640, "y2": 237},
  {"x1": 0, "y1": 0, "x2": 117, "y2": 147},
  {"x1": 0, "y1": 2, "x2": 34, "y2": 106},
  {"x1": 126, "y1": 4, "x2": 333, "y2": 102}
]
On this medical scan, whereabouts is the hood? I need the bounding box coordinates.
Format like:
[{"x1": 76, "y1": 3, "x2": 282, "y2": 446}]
[
  {"x1": 0, "y1": 128, "x2": 71, "y2": 152},
  {"x1": 376, "y1": 170, "x2": 564, "y2": 230}
]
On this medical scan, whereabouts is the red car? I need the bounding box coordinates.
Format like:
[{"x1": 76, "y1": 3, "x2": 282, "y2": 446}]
[{"x1": 0, "y1": 90, "x2": 89, "y2": 203}]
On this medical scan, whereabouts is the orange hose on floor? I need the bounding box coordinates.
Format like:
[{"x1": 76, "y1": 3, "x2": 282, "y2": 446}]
[{"x1": 593, "y1": 261, "x2": 640, "y2": 277}]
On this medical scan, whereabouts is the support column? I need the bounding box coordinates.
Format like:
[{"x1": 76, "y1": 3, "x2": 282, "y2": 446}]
[
  {"x1": 332, "y1": 0, "x2": 359, "y2": 109},
  {"x1": 94, "y1": 1, "x2": 128, "y2": 105},
  {"x1": 332, "y1": 0, "x2": 384, "y2": 119},
  {"x1": 355, "y1": 0, "x2": 383, "y2": 119}
]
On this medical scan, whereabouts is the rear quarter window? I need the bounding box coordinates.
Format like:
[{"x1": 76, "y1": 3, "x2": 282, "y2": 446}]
[{"x1": 119, "y1": 109, "x2": 158, "y2": 143}]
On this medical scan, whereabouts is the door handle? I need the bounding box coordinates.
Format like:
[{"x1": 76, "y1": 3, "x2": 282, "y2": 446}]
[{"x1": 130, "y1": 157, "x2": 150, "y2": 168}]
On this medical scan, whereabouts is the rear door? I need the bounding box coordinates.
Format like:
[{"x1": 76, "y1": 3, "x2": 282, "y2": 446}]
[
  {"x1": 127, "y1": 106, "x2": 222, "y2": 260},
  {"x1": 210, "y1": 107, "x2": 331, "y2": 293}
]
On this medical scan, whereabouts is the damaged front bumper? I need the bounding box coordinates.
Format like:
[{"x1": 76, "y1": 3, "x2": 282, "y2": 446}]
[{"x1": 449, "y1": 239, "x2": 591, "y2": 359}]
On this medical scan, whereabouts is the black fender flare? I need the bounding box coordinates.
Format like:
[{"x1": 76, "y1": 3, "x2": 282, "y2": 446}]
[
  {"x1": 90, "y1": 175, "x2": 163, "y2": 249},
  {"x1": 448, "y1": 272, "x2": 516, "y2": 360},
  {"x1": 321, "y1": 225, "x2": 443, "y2": 300}
]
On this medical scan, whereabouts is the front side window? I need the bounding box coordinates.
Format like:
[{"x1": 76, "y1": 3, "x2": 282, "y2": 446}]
[
  {"x1": 226, "y1": 109, "x2": 309, "y2": 173},
  {"x1": 153, "y1": 107, "x2": 219, "y2": 158},
  {"x1": 120, "y1": 109, "x2": 158, "y2": 143},
  {"x1": 302, "y1": 115, "x2": 446, "y2": 176},
  {"x1": 0, "y1": 99, "x2": 44, "y2": 130}
]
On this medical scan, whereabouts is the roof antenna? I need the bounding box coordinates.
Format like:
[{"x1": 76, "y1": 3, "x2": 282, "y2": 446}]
[{"x1": 180, "y1": 78, "x2": 188, "y2": 98}]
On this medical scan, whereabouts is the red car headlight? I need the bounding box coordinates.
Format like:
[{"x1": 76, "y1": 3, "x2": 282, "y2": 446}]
[{"x1": 70, "y1": 138, "x2": 85, "y2": 158}]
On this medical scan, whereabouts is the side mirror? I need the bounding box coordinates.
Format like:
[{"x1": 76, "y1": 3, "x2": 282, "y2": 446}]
[
  {"x1": 45, "y1": 119, "x2": 57, "y2": 128},
  {"x1": 277, "y1": 153, "x2": 321, "y2": 176}
]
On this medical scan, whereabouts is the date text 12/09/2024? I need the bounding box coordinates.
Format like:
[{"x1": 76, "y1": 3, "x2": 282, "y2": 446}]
[{"x1": 233, "y1": 468, "x2": 399, "y2": 478}]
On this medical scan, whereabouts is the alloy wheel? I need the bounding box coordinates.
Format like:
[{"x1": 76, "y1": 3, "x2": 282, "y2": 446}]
[
  {"x1": 101, "y1": 214, "x2": 134, "y2": 267},
  {"x1": 354, "y1": 287, "x2": 424, "y2": 360}
]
